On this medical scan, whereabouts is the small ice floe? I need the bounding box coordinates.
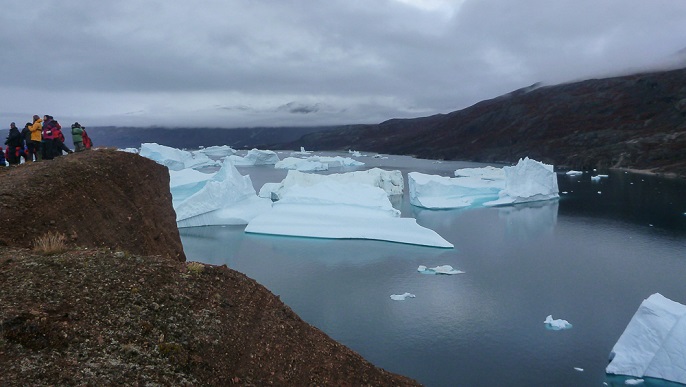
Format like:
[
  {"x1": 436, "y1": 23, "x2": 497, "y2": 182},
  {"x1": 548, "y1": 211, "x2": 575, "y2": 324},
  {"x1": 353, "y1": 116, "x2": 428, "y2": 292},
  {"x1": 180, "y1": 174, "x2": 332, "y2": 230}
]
[
  {"x1": 598, "y1": 191, "x2": 602, "y2": 194},
  {"x1": 390, "y1": 292, "x2": 416, "y2": 301},
  {"x1": 417, "y1": 265, "x2": 465, "y2": 275},
  {"x1": 566, "y1": 170, "x2": 583, "y2": 176},
  {"x1": 624, "y1": 379, "x2": 644, "y2": 385},
  {"x1": 574, "y1": 367, "x2": 584, "y2": 372},
  {"x1": 544, "y1": 315, "x2": 573, "y2": 330},
  {"x1": 561, "y1": 191, "x2": 568, "y2": 194}
]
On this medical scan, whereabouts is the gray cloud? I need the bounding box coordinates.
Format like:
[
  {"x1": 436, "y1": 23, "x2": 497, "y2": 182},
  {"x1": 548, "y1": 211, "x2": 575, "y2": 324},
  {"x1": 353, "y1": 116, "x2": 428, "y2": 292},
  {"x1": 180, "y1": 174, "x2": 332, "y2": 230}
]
[{"x1": 1, "y1": 0, "x2": 685, "y2": 128}]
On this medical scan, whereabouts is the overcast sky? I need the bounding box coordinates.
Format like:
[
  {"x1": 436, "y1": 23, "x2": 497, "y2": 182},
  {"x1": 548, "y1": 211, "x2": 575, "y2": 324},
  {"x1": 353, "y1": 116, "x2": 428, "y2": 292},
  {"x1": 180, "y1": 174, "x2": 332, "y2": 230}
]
[{"x1": 2, "y1": 0, "x2": 685, "y2": 128}]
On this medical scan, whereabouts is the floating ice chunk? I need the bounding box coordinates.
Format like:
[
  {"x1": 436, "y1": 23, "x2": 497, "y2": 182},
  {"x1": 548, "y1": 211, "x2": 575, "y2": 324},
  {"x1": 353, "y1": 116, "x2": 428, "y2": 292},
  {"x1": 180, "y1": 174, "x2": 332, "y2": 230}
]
[
  {"x1": 349, "y1": 150, "x2": 363, "y2": 157},
  {"x1": 245, "y1": 181, "x2": 453, "y2": 248},
  {"x1": 140, "y1": 143, "x2": 216, "y2": 170},
  {"x1": 228, "y1": 148, "x2": 280, "y2": 165},
  {"x1": 265, "y1": 168, "x2": 404, "y2": 200},
  {"x1": 574, "y1": 367, "x2": 584, "y2": 372},
  {"x1": 291, "y1": 146, "x2": 312, "y2": 156},
  {"x1": 174, "y1": 158, "x2": 271, "y2": 226},
  {"x1": 417, "y1": 265, "x2": 464, "y2": 275},
  {"x1": 544, "y1": 315, "x2": 572, "y2": 330},
  {"x1": 307, "y1": 155, "x2": 364, "y2": 167},
  {"x1": 408, "y1": 172, "x2": 503, "y2": 209},
  {"x1": 625, "y1": 379, "x2": 644, "y2": 385},
  {"x1": 606, "y1": 293, "x2": 686, "y2": 384},
  {"x1": 454, "y1": 166, "x2": 505, "y2": 180},
  {"x1": 390, "y1": 292, "x2": 416, "y2": 301},
  {"x1": 275, "y1": 157, "x2": 329, "y2": 171},
  {"x1": 484, "y1": 157, "x2": 559, "y2": 207},
  {"x1": 194, "y1": 145, "x2": 236, "y2": 158},
  {"x1": 566, "y1": 170, "x2": 583, "y2": 176}
]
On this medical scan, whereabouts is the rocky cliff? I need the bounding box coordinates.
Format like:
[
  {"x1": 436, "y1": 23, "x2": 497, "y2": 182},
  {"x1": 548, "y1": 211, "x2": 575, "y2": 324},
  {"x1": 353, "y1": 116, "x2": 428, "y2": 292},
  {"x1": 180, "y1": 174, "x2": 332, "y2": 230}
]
[
  {"x1": 0, "y1": 149, "x2": 185, "y2": 261},
  {"x1": 290, "y1": 67, "x2": 686, "y2": 177}
]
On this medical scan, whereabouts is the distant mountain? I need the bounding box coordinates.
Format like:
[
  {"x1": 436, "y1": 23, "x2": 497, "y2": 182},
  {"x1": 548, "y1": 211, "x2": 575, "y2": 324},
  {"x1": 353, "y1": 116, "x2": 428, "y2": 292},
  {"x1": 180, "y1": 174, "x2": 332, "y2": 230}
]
[{"x1": 284, "y1": 67, "x2": 686, "y2": 177}]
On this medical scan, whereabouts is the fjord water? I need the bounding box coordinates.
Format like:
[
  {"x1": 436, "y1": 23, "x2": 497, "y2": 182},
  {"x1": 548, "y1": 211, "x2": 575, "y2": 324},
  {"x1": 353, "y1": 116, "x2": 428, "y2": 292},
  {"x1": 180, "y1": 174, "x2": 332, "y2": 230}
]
[{"x1": 180, "y1": 152, "x2": 686, "y2": 387}]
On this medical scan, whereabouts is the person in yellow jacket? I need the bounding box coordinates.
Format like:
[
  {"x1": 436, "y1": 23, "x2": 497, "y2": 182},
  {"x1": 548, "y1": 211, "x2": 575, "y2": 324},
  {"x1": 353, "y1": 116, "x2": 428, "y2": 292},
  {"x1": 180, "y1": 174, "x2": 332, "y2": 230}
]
[{"x1": 28, "y1": 115, "x2": 42, "y2": 161}]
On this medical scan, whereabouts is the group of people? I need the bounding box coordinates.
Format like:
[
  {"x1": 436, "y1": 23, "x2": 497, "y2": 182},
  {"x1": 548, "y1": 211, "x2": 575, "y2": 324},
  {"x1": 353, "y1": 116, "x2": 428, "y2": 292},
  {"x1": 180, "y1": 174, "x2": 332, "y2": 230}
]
[{"x1": 3, "y1": 115, "x2": 92, "y2": 166}]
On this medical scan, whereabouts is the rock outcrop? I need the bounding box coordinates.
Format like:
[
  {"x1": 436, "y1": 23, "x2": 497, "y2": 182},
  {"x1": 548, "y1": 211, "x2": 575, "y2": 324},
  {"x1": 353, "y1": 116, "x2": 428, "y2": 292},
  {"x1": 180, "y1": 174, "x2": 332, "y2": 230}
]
[{"x1": 0, "y1": 149, "x2": 185, "y2": 261}]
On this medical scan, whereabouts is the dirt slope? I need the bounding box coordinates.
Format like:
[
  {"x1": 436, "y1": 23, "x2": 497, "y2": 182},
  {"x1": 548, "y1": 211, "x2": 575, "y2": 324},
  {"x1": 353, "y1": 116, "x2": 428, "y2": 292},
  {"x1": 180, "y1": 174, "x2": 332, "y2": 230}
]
[{"x1": 0, "y1": 150, "x2": 420, "y2": 386}]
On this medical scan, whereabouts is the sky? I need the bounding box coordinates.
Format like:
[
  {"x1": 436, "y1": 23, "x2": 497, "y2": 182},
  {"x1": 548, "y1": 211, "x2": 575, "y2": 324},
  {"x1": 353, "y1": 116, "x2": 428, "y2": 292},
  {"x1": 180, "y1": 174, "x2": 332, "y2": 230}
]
[{"x1": 2, "y1": 0, "x2": 686, "y2": 129}]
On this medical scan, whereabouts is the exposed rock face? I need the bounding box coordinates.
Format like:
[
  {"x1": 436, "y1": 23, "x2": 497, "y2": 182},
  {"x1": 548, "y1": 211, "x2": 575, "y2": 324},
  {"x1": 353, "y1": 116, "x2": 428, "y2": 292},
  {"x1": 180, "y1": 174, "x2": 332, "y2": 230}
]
[
  {"x1": 291, "y1": 67, "x2": 686, "y2": 177},
  {"x1": 0, "y1": 149, "x2": 185, "y2": 261}
]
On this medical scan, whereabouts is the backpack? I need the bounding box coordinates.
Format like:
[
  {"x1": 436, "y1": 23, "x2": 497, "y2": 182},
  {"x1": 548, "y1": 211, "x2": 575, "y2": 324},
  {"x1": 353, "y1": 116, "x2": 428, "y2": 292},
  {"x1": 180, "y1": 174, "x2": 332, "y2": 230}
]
[{"x1": 82, "y1": 129, "x2": 93, "y2": 149}]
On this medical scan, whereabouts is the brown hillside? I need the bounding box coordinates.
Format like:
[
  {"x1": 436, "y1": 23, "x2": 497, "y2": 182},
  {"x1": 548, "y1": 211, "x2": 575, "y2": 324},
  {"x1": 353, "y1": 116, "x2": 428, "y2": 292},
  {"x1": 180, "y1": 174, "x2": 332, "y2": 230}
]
[
  {"x1": 290, "y1": 67, "x2": 686, "y2": 177},
  {"x1": 0, "y1": 150, "x2": 420, "y2": 386},
  {"x1": 0, "y1": 149, "x2": 185, "y2": 261}
]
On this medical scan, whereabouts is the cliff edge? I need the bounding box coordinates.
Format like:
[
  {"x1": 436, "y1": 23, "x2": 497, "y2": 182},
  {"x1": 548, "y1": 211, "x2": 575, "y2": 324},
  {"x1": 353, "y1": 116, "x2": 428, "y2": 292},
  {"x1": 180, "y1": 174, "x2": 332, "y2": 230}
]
[{"x1": 0, "y1": 150, "x2": 419, "y2": 386}]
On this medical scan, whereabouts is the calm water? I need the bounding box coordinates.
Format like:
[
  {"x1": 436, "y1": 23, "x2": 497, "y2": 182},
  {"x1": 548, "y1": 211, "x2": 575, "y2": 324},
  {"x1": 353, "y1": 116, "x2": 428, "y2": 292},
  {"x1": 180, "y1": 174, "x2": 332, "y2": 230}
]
[{"x1": 180, "y1": 152, "x2": 686, "y2": 387}]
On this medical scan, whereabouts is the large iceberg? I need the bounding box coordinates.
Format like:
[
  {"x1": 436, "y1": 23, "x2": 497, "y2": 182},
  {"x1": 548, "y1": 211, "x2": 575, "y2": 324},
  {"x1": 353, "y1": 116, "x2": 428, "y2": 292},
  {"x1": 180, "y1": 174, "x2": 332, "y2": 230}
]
[
  {"x1": 169, "y1": 168, "x2": 215, "y2": 204},
  {"x1": 139, "y1": 143, "x2": 216, "y2": 171},
  {"x1": 483, "y1": 157, "x2": 559, "y2": 207},
  {"x1": 606, "y1": 293, "x2": 686, "y2": 384},
  {"x1": 408, "y1": 158, "x2": 558, "y2": 210},
  {"x1": 245, "y1": 180, "x2": 453, "y2": 248},
  {"x1": 262, "y1": 168, "x2": 404, "y2": 200},
  {"x1": 174, "y1": 159, "x2": 272, "y2": 227},
  {"x1": 408, "y1": 172, "x2": 503, "y2": 209},
  {"x1": 228, "y1": 148, "x2": 280, "y2": 165}
]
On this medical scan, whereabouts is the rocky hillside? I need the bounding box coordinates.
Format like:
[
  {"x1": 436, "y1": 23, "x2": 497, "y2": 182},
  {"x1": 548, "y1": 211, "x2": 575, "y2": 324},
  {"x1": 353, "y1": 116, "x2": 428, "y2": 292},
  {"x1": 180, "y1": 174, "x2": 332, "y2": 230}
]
[
  {"x1": 0, "y1": 149, "x2": 185, "y2": 261},
  {"x1": 0, "y1": 150, "x2": 419, "y2": 386},
  {"x1": 289, "y1": 67, "x2": 686, "y2": 177}
]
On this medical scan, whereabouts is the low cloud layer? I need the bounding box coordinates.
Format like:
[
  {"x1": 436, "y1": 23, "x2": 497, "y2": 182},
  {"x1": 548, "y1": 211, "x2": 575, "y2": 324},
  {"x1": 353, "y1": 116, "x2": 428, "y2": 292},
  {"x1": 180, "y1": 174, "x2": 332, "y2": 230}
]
[{"x1": 2, "y1": 0, "x2": 685, "y2": 128}]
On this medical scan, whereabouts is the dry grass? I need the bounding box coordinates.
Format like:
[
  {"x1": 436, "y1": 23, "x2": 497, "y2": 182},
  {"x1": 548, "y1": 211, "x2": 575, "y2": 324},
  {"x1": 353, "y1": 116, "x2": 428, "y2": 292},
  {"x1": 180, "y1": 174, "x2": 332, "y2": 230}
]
[
  {"x1": 33, "y1": 232, "x2": 67, "y2": 255},
  {"x1": 186, "y1": 261, "x2": 205, "y2": 274}
]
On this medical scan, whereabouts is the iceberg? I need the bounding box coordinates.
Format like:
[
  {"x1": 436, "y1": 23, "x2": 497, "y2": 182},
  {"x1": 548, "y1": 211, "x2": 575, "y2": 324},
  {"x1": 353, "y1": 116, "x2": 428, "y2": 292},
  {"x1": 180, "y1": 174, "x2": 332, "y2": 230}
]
[
  {"x1": 307, "y1": 155, "x2": 364, "y2": 167},
  {"x1": 245, "y1": 180, "x2": 453, "y2": 248},
  {"x1": 484, "y1": 157, "x2": 559, "y2": 206},
  {"x1": 228, "y1": 148, "x2": 280, "y2": 165},
  {"x1": 139, "y1": 143, "x2": 216, "y2": 171},
  {"x1": 390, "y1": 292, "x2": 416, "y2": 301},
  {"x1": 174, "y1": 158, "x2": 271, "y2": 227},
  {"x1": 194, "y1": 145, "x2": 236, "y2": 158},
  {"x1": 275, "y1": 157, "x2": 329, "y2": 172},
  {"x1": 566, "y1": 170, "x2": 583, "y2": 176},
  {"x1": 169, "y1": 168, "x2": 215, "y2": 204},
  {"x1": 606, "y1": 293, "x2": 686, "y2": 385},
  {"x1": 261, "y1": 168, "x2": 404, "y2": 200},
  {"x1": 417, "y1": 265, "x2": 464, "y2": 275},
  {"x1": 544, "y1": 315, "x2": 572, "y2": 330},
  {"x1": 408, "y1": 172, "x2": 503, "y2": 209},
  {"x1": 291, "y1": 146, "x2": 312, "y2": 156},
  {"x1": 454, "y1": 165, "x2": 505, "y2": 180}
]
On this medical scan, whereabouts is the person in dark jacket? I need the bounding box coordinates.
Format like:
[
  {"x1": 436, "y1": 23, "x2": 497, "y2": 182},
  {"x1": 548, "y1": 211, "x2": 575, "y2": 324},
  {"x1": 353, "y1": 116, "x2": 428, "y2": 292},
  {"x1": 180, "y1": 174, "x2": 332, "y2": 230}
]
[
  {"x1": 21, "y1": 123, "x2": 32, "y2": 162},
  {"x1": 5, "y1": 122, "x2": 24, "y2": 165}
]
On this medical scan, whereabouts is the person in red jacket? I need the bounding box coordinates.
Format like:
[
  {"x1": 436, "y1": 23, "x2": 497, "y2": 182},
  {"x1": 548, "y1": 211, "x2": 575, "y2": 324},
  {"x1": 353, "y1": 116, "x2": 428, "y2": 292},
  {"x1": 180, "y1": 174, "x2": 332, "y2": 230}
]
[{"x1": 41, "y1": 115, "x2": 58, "y2": 160}]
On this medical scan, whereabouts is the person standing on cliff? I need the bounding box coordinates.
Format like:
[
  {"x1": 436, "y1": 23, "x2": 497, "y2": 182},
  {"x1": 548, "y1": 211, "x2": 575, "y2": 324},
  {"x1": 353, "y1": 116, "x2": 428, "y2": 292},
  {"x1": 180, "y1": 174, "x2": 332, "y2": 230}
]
[
  {"x1": 71, "y1": 122, "x2": 85, "y2": 152},
  {"x1": 41, "y1": 115, "x2": 57, "y2": 160},
  {"x1": 4, "y1": 122, "x2": 24, "y2": 165},
  {"x1": 29, "y1": 115, "x2": 42, "y2": 161},
  {"x1": 21, "y1": 123, "x2": 32, "y2": 162}
]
